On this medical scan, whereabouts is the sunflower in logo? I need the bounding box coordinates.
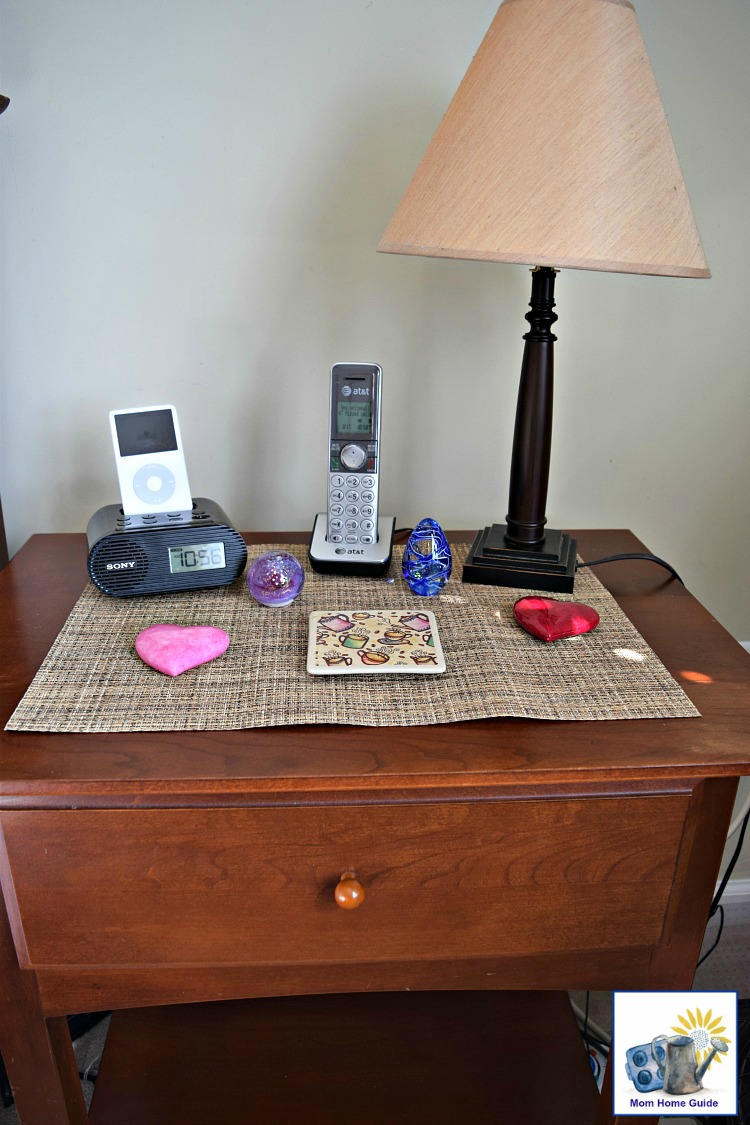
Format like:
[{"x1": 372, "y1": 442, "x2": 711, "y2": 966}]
[{"x1": 671, "y1": 1006, "x2": 731, "y2": 1068}]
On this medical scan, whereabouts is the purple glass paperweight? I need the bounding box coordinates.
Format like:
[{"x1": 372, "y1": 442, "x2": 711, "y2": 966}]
[
  {"x1": 247, "y1": 551, "x2": 305, "y2": 607},
  {"x1": 402, "y1": 518, "x2": 452, "y2": 596}
]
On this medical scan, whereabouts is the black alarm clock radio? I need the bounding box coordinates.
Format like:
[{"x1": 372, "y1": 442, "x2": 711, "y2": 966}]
[{"x1": 87, "y1": 498, "x2": 248, "y2": 597}]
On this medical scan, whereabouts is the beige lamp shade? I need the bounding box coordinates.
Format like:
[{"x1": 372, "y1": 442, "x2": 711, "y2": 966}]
[{"x1": 378, "y1": 0, "x2": 709, "y2": 278}]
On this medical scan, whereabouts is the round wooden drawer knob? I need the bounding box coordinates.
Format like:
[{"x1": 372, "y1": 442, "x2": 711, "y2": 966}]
[{"x1": 335, "y1": 871, "x2": 365, "y2": 910}]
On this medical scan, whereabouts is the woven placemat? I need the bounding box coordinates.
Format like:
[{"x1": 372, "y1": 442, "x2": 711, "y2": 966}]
[{"x1": 5, "y1": 544, "x2": 698, "y2": 732}]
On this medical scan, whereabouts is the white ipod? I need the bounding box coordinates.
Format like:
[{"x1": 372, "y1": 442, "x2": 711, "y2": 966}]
[{"x1": 109, "y1": 405, "x2": 193, "y2": 516}]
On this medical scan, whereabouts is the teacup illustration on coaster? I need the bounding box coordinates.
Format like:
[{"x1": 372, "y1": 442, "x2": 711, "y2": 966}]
[
  {"x1": 358, "y1": 649, "x2": 390, "y2": 666},
  {"x1": 381, "y1": 627, "x2": 410, "y2": 645},
  {"x1": 322, "y1": 651, "x2": 352, "y2": 667},
  {"x1": 341, "y1": 631, "x2": 369, "y2": 650},
  {"x1": 307, "y1": 610, "x2": 445, "y2": 675}
]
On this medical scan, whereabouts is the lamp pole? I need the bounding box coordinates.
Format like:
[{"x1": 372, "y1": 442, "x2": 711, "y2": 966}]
[
  {"x1": 505, "y1": 266, "x2": 557, "y2": 548},
  {"x1": 462, "y1": 265, "x2": 577, "y2": 592}
]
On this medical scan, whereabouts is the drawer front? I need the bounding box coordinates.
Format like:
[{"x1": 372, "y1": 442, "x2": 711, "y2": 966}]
[{"x1": 0, "y1": 796, "x2": 688, "y2": 968}]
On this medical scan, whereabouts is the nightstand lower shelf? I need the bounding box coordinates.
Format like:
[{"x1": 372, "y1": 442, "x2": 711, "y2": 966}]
[{"x1": 88, "y1": 990, "x2": 600, "y2": 1125}]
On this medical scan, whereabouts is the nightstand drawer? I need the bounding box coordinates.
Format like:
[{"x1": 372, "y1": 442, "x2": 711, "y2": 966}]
[{"x1": 0, "y1": 795, "x2": 688, "y2": 969}]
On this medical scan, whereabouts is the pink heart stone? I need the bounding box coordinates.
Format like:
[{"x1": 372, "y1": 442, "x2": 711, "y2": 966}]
[
  {"x1": 135, "y1": 624, "x2": 230, "y2": 677},
  {"x1": 513, "y1": 596, "x2": 600, "y2": 643}
]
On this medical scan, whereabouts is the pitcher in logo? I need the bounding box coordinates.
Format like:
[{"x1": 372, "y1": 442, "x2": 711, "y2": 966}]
[{"x1": 650, "y1": 1034, "x2": 728, "y2": 1095}]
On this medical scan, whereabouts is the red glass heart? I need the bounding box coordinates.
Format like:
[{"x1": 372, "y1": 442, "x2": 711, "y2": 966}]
[{"x1": 513, "y1": 596, "x2": 600, "y2": 642}]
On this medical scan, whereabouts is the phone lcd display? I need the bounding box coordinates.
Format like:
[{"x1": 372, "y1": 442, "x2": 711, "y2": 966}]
[
  {"x1": 115, "y1": 409, "x2": 178, "y2": 457},
  {"x1": 337, "y1": 400, "x2": 372, "y2": 436}
]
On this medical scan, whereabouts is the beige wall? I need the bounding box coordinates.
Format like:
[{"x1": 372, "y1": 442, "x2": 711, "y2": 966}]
[
  {"x1": 2, "y1": 2, "x2": 749, "y2": 860},
  {"x1": 1, "y1": 0, "x2": 748, "y2": 641}
]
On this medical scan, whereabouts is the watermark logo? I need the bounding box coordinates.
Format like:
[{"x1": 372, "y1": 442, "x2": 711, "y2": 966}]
[{"x1": 613, "y1": 991, "x2": 737, "y2": 1117}]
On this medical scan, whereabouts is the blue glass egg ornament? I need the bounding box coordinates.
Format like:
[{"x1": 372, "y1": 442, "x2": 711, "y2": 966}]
[
  {"x1": 402, "y1": 519, "x2": 452, "y2": 596},
  {"x1": 247, "y1": 551, "x2": 305, "y2": 607}
]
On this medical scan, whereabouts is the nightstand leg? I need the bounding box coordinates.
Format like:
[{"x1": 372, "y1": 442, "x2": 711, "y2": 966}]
[{"x1": 0, "y1": 891, "x2": 88, "y2": 1124}]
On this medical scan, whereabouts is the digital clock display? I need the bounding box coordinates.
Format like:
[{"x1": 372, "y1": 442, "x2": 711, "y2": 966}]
[{"x1": 168, "y1": 541, "x2": 226, "y2": 574}]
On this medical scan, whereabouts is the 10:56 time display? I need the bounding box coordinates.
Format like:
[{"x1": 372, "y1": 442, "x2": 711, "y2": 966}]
[{"x1": 168, "y1": 541, "x2": 226, "y2": 574}]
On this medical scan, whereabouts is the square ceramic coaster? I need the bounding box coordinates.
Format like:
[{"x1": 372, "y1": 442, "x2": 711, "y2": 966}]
[{"x1": 307, "y1": 610, "x2": 446, "y2": 675}]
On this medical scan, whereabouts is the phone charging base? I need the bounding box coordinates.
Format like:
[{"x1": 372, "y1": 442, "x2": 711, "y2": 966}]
[{"x1": 308, "y1": 513, "x2": 395, "y2": 577}]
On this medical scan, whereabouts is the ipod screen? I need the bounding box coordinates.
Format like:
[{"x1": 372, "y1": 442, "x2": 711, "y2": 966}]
[{"x1": 115, "y1": 410, "x2": 178, "y2": 457}]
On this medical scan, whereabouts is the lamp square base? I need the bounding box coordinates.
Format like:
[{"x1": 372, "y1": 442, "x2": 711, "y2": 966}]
[{"x1": 462, "y1": 525, "x2": 577, "y2": 593}]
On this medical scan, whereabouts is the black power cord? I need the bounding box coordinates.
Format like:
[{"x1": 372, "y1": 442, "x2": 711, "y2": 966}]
[
  {"x1": 696, "y1": 904, "x2": 725, "y2": 969},
  {"x1": 394, "y1": 533, "x2": 686, "y2": 586},
  {"x1": 577, "y1": 552, "x2": 684, "y2": 585},
  {"x1": 697, "y1": 805, "x2": 750, "y2": 967}
]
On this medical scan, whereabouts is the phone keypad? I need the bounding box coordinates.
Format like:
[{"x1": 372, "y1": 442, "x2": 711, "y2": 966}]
[{"x1": 328, "y1": 471, "x2": 378, "y2": 545}]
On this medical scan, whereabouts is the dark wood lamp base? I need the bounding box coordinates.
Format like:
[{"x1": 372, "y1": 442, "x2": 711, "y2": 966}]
[{"x1": 463, "y1": 524, "x2": 577, "y2": 592}]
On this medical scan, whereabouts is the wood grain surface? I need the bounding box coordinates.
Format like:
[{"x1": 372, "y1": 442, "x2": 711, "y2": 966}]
[{"x1": 3, "y1": 793, "x2": 687, "y2": 969}]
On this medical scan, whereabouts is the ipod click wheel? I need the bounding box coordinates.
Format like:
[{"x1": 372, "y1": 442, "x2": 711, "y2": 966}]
[{"x1": 110, "y1": 405, "x2": 193, "y2": 516}]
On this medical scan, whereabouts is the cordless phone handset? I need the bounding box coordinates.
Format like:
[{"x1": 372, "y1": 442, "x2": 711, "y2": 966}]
[{"x1": 326, "y1": 362, "x2": 382, "y2": 546}]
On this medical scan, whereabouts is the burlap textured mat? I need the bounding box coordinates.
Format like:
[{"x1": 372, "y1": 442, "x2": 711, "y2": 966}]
[{"x1": 5, "y1": 544, "x2": 698, "y2": 732}]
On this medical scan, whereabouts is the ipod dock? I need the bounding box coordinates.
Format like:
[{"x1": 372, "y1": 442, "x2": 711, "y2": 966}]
[{"x1": 87, "y1": 498, "x2": 247, "y2": 597}]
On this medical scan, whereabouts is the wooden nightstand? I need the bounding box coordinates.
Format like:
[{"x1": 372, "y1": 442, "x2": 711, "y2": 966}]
[{"x1": 1, "y1": 530, "x2": 748, "y2": 1125}]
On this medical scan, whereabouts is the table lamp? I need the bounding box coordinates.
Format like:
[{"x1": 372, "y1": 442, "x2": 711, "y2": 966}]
[{"x1": 378, "y1": 0, "x2": 709, "y2": 592}]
